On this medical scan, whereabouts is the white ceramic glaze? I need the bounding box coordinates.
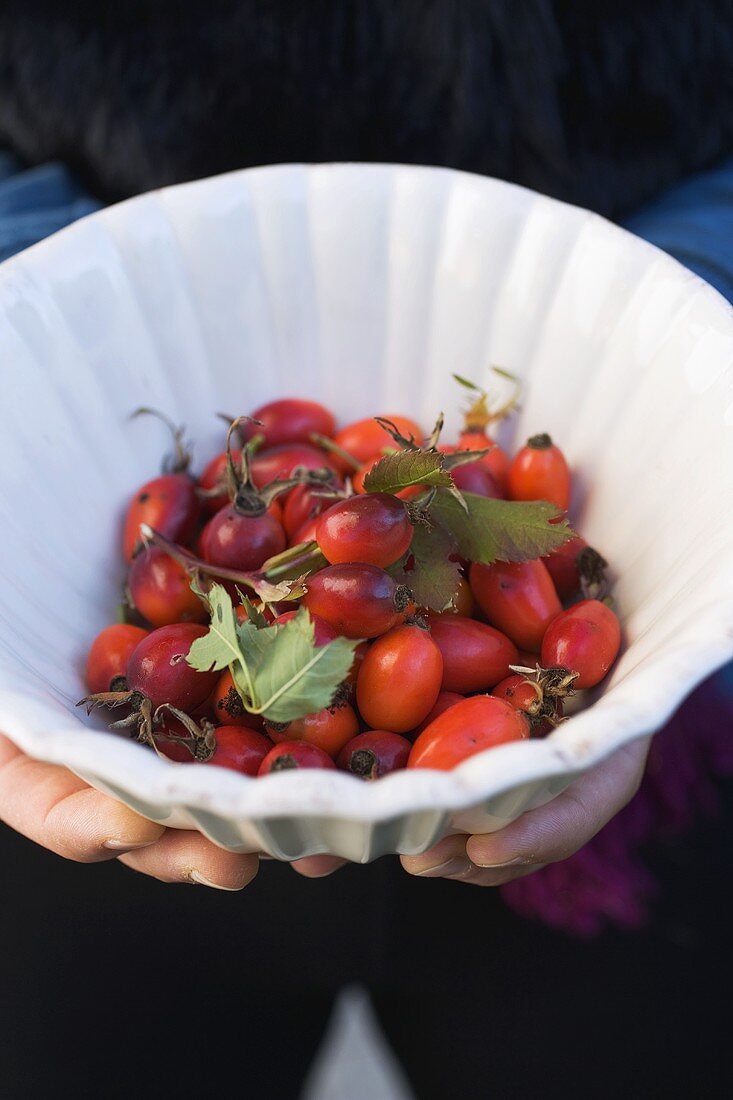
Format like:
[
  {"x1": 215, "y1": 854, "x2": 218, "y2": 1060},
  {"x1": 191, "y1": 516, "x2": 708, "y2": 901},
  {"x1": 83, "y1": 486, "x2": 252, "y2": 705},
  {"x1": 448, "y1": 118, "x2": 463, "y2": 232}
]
[{"x1": 1, "y1": 163, "x2": 733, "y2": 863}]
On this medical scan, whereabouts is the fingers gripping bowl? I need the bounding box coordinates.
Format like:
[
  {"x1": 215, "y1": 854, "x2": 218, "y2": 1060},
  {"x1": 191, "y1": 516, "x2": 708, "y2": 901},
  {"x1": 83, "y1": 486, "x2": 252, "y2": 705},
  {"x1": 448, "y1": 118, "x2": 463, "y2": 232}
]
[{"x1": 1, "y1": 164, "x2": 733, "y2": 862}]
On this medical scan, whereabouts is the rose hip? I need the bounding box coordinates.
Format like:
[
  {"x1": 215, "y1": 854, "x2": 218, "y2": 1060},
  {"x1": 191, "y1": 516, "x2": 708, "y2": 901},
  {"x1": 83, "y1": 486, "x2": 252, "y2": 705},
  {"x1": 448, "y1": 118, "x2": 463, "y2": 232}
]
[
  {"x1": 451, "y1": 461, "x2": 503, "y2": 498},
  {"x1": 507, "y1": 433, "x2": 571, "y2": 512},
  {"x1": 204, "y1": 725, "x2": 273, "y2": 775},
  {"x1": 212, "y1": 669, "x2": 264, "y2": 729},
  {"x1": 264, "y1": 701, "x2": 359, "y2": 757},
  {"x1": 408, "y1": 695, "x2": 530, "y2": 770},
  {"x1": 258, "y1": 740, "x2": 336, "y2": 774},
  {"x1": 337, "y1": 731, "x2": 412, "y2": 779},
  {"x1": 426, "y1": 613, "x2": 518, "y2": 693},
  {"x1": 303, "y1": 563, "x2": 411, "y2": 638},
  {"x1": 356, "y1": 624, "x2": 443, "y2": 733},
  {"x1": 283, "y1": 482, "x2": 340, "y2": 539},
  {"x1": 333, "y1": 415, "x2": 424, "y2": 469},
  {"x1": 469, "y1": 559, "x2": 562, "y2": 652},
  {"x1": 316, "y1": 493, "x2": 414, "y2": 569},
  {"x1": 492, "y1": 674, "x2": 562, "y2": 736},
  {"x1": 199, "y1": 505, "x2": 286, "y2": 571},
  {"x1": 127, "y1": 623, "x2": 218, "y2": 711},
  {"x1": 274, "y1": 611, "x2": 338, "y2": 646},
  {"x1": 239, "y1": 398, "x2": 336, "y2": 448},
  {"x1": 458, "y1": 430, "x2": 510, "y2": 492},
  {"x1": 128, "y1": 546, "x2": 207, "y2": 627},
  {"x1": 250, "y1": 444, "x2": 336, "y2": 488},
  {"x1": 541, "y1": 599, "x2": 621, "y2": 689},
  {"x1": 123, "y1": 473, "x2": 200, "y2": 561},
  {"x1": 411, "y1": 691, "x2": 464, "y2": 738},
  {"x1": 85, "y1": 623, "x2": 149, "y2": 693}
]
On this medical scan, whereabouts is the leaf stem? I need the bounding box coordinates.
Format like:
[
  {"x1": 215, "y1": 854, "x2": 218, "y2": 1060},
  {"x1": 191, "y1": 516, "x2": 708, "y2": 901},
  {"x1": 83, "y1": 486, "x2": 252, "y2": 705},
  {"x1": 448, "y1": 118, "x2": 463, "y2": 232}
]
[{"x1": 309, "y1": 432, "x2": 362, "y2": 471}]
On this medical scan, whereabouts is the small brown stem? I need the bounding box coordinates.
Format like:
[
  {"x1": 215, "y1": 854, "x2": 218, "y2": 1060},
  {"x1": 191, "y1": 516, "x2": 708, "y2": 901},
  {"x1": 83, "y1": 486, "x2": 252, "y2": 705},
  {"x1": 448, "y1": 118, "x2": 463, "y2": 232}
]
[
  {"x1": 131, "y1": 407, "x2": 192, "y2": 473},
  {"x1": 140, "y1": 525, "x2": 320, "y2": 600},
  {"x1": 309, "y1": 433, "x2": 362, "y2": 472}
]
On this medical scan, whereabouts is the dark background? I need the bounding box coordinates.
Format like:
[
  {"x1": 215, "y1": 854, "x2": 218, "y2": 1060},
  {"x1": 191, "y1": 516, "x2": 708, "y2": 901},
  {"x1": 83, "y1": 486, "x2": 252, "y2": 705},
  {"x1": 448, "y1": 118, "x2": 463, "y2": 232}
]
[
  {"x1": 1, "y1": 3, "x2": 733, "y2": 1097},
  {"x1": 1, "y1": 795, "x2": 731, "y2": 1100}
]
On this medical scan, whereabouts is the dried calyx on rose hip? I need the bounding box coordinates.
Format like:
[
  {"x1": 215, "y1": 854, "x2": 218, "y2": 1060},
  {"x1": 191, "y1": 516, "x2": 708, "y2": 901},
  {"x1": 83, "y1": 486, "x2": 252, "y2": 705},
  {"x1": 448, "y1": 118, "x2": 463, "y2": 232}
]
[
  {"x1": 493, "y1": 664, "x2": 575, "y2": 736},
  {"x1": 81, "y1": 374, "x2": 623, "y2": 777}
]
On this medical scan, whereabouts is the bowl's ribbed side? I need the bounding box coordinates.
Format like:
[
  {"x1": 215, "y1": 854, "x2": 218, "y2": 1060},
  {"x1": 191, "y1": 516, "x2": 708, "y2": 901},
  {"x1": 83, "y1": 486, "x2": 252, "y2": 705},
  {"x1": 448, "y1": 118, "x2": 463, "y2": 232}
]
[{"x1": 1, "y1": 163, "x2": 733, "y2": 858}]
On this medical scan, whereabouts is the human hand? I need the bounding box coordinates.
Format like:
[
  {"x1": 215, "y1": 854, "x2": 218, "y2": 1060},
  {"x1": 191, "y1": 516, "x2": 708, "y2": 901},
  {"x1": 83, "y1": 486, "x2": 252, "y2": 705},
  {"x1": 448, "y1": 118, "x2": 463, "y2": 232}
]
[
  {"x1": 0, "y1": 733, "x2": 259, "y2": 890},
  {"x1": 400, "y1": 735, "x2": 651, "y2": 885}
]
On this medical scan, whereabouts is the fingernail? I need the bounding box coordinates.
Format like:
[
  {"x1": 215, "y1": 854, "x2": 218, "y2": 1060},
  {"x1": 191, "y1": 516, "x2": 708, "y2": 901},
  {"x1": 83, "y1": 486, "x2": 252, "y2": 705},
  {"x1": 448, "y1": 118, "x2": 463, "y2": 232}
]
[
  {"x1": 471, "y1": 854, "x2": 530, "y2": 869},
  {"x1": 416, "y1": 856, "x2": 472, "y2": 878},
  {"x1": 103, "y1": 838, "x2": 156, "y2": 852},
  {"x1": 189, "y1": 870, "x2": 243, "y2": 891}
]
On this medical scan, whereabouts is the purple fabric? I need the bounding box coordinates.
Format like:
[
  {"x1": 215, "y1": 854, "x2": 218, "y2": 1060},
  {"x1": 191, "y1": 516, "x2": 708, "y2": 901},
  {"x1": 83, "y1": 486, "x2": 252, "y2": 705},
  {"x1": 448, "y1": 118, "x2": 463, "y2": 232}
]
[{"x1": 501, "y1": 671, "x2": 733, "y2": 935}]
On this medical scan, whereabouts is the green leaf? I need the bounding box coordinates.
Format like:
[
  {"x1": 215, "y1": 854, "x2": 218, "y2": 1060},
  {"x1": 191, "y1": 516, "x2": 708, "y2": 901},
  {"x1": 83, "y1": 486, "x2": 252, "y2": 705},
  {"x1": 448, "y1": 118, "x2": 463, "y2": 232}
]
[
  {"x1": 441, "y1": 447, "x2": 496, "y2": 470},
  {"x1": 186, "y1": 584, "x2": 242, "y2": 674},
  {"x1": 237, "y1": 593, "x2": 268, "y2": 629},
  {"x1": 246, "y1": 608, "x2": 360, "y2": 722},
  {"x1": 452, "y1": 373, "x2": 481, "y2": 392},
  {"x1": 187, "y1": 584, "x2": 257, "y2": 705},
  {"x1": 430, "y1": 490, "x2": 574, "y2": 564},
  {"x1": 187, "y1": 589, "x2": 361, "y2": 723},
  {"x1": 389, "y1": 523, "x2": 462, "y2": 612},
  {"x1": 363, "y1": 449, "x2": 454, "y2": 494}
]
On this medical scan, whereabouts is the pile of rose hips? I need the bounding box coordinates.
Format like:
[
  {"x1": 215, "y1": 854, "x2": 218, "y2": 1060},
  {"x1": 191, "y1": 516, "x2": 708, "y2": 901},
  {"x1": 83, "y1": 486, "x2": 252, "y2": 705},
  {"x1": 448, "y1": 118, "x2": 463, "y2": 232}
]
[{"x1": 80, "y1": 380, "x2": 621, "y2": 780}]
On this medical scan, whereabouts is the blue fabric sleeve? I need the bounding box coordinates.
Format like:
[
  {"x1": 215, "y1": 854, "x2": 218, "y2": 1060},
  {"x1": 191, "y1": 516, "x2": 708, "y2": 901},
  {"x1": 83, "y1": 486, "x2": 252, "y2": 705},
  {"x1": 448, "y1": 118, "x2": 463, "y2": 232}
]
[
  {"x1": 0, "y1": 150, "x2": 101, "y2": 263},
  {"x1": 622, "y1": 156, "x2": 733, "y2": 304},
  {"x1": 2, "y1": 148, "x2": 732, "y2": 304}
]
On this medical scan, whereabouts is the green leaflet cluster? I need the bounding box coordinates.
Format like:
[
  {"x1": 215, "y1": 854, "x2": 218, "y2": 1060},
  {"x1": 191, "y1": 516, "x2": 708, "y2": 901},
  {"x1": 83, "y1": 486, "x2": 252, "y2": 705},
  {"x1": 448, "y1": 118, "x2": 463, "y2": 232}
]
[{"x1": 187, "y1": 585, "x2": 359, "y2": 723}]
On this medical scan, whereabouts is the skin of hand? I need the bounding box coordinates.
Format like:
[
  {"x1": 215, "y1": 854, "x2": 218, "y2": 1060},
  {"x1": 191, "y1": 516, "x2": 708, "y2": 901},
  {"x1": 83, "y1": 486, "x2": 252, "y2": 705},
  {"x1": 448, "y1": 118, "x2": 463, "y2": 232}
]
[
  {"x1": 292, "y1": 736, "x2": 652, "y2": 883},
  {"x1": 399, "y1": 736, "x2": 651, "y2": 884},
  {"x1": 1, "y1": 733, "x2": 650, "y2": 889},
  {"x1": 0, "y1": 733, "x2": 259, "y2": 891}
]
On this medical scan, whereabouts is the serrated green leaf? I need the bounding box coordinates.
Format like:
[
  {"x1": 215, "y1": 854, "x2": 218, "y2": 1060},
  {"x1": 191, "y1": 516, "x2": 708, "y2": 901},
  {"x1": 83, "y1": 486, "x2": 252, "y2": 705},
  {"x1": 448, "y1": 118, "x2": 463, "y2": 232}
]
[
  {"x1": 389, "y1": 523, "x2": 462, "y2": 612},
  {"x1": 246, "y1": 608, "x2": 360, "y2": 722},
  {"x1": 238, "y1": 593, "x2": 268, "y2": 629},
  {"x1": 187, "y1": 584, "x2": 256, "y2": 704},
  {"x1": 430, "y1": 490, "x2": 574, "y2": 564},
  {"x1": 363, "y1": 450, "x2": 454, "y2": 494},
  {"x1": 188, "y1": 591, "x2": 360, "y2": 723},
  {"x1": 441, "y1": 447, "x2": 496, "y2": 470},
  {"x1": 186, "y1": 584, "x2": 242, "y2": 673}
]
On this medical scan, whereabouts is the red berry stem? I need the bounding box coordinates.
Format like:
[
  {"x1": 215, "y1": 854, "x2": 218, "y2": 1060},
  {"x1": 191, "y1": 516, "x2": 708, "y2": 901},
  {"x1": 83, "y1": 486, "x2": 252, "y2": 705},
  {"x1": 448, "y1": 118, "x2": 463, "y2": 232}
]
[
  {"x1": 130, "y1": 407, "x2": 193, "y2": 474},
  {"x1": 139, "y1": 524, "x2": 325, "y2": 601},
  {"x1": 309, "y1": 432, "x2": 363, "y2": 472}
]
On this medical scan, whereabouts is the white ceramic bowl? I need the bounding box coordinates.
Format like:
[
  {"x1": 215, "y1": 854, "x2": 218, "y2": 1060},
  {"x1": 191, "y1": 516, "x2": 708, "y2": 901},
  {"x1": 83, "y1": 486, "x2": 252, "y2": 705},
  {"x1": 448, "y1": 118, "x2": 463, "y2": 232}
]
[{"x1": 1, "y1": 163, "x2": 733, "y2": 863}]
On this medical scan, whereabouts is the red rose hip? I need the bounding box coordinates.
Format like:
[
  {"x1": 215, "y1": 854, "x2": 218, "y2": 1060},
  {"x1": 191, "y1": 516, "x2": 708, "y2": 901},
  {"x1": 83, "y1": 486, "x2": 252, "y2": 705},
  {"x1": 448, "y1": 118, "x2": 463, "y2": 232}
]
[
  {"x1": 507, "y1": 433, "x2": 571, "y2": 512},
  {"x1": 204, "y1": 726, "x2": 272, "y2": 776},
  {"x1": 316, "y1": 493, "x2": 414, "y2": 568},
  {"x1": 408, "y1": 696, "x2": 530, "y2": 770},
  {"x1": 469, "y1": 559, "x2": 562, "y2": 652},
  {"x1": 337, "y1": 731, "x2": 411, "y2": 779},
  {"x1": 123, "y1": 473, "x2": 200, "y2": 561},
  {"x1": 85, "y1": 623, "x2": 149, "y2": 694},
  {"x1": 356, "y1": 624, "x2": 443, "y2": 733},
  {"x1": 303, "y1": 563, "x2": 411, "y2": 638},
  {"x1": 264, "y1": 702, "x2": 359, "y2": 758},
  {"x1": 240, "y1": 398, "x2": 336, "y2": 448},
  {"x1": 199, "y1": 505, "x2": 286, "y2": 571},
  {"x1": 126, "y1": 623, "x2": 218, "y2": 710},
  {"x1": 426, "y1": 613, "x2": 518, "y2": 693},
  {"x1": 258, "y1": 741, "x2": 336, "y2": 774},
  {"x1": 540, "y1": 599, "x2": 621, "y2": 689},
  {"x1": 128, "y1": 546, "x2": 207, "y2": 627}
]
